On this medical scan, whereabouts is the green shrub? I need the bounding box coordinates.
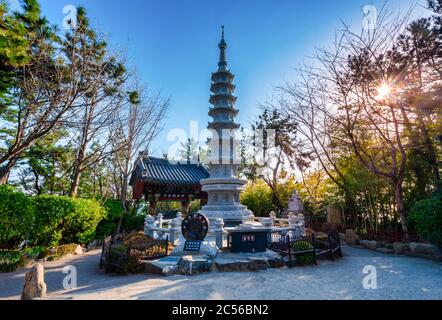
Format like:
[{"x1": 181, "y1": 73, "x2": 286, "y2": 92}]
[
  {"x1": 0, "y1": 186, "x2": 34, "y2": 249},
  {"x1": 241, "y1": 181, "x2": 276, "y2": 217},
  {"x1": 23, "y1": 246, "x2": 50, "y2": 259},
  {"x1": 95, "y1": 200, "x2": 145, "y2": 240},
  {"x1": 95, "y1": 200, "x2": 124, "y2": 240},
  {"x1": 292, "y1": 240, "x2": 315, "y2": 266},
  {"x1": 31, "y1": 195, "x2": 106, "y2": 247},
  {"x1": 122, "y1": 214, "x2": 145, "y2": 232},
  {"x1": 0, "y1": 251, "x2": 26, "y2": 273},
  {"x1": 409, "y1": 194, "x2": 442, "y2": 248}
]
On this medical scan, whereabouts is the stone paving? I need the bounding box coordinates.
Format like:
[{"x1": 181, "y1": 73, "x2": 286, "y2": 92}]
[{"x1": 1, "y1": 245, "x2": 441, "y2": 300}]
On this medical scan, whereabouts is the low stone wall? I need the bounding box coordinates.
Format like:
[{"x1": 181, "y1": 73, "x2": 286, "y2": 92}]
[{"x1": 340, "y1": 230, "x2": 442, "y2": 262}]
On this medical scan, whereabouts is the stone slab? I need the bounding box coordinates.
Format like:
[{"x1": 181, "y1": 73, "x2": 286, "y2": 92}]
[
  {"x1": 179, "y1": 255, "x2": 213, "y2": 275},
  {"x1": 144, "y1": 256, "x2": 181, "y2": 276},
  {"x1": 213, "y1": 250, "x2": 284, "y2": 272}
]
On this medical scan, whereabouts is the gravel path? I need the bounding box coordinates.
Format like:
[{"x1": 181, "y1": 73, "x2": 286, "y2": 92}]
[{"x1": 1, "y1": 245, "x2": 441, "y2": 300}]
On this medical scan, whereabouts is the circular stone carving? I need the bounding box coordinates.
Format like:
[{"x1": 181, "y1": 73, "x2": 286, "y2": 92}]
[{"x1": 181, "y1": 213, "x2": 210, "y2": 241}]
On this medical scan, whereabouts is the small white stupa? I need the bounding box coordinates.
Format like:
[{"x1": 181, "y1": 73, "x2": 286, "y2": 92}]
[{"x1": 288, "y1": 190, "x2": 304, "y2": 213}]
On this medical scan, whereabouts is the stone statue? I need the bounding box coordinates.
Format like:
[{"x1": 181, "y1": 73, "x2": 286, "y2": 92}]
[{"x1": 288, "y1": 190, "x2": 304, "y2": 213}]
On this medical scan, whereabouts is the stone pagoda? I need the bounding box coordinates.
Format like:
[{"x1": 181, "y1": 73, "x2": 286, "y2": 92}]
[{"x1": 199, "y1": 27, "x2": 254, "y2": 227}]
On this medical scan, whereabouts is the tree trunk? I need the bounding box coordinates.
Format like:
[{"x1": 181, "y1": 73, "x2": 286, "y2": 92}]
[
  {"x1": 394, "y1": 182, "x2": 409, "y2": 242},
  {"x1": 70, "y1": 169, "x2": 82, "y2": 198},
  {"x1": 0, "y1": 167, "x2": 10, "y2": 185},
  {"x1": 115, "y1": 174, "x2": 129, "y2": 234},
  {"x1": 0, "y1": 157, "x2": 19, "y2": 185}
]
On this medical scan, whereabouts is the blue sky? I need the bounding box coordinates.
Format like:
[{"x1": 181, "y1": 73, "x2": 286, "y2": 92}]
[{"x1": 14, "y1": 0, "x2": 428, "y2": 156}]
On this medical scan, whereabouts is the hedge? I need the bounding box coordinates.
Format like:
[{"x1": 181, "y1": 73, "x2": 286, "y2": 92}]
[
  {"x1": 409, "y1": 193, "x2": 442, "y2": 248},
  {"x1": 0, "y1": 250, "x2": 26, "y2": 273},
  {"x1": 0, "y1": 187, "x2": 143, "y2": 249},
  {"x1": 95, "y1": 200, "x2": 145, "y2": 240},
  {"x1": 31, "y1": 196, "x2": 106, "y2": 247},
  {"x1": 0, "y1": 186, "x2": 34, "y2": 249},
  {"x1": 95, "y1": 200, "x2": 124, "y2": 240}
]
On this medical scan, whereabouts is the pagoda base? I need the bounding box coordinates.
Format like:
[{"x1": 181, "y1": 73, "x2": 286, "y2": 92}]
[{"x1": 199, "y1": 205, "x2": 255, "y2": 227}]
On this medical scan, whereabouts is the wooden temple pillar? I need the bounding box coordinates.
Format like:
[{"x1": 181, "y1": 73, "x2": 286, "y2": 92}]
[
  {"x1": 181, "y1": 200, "x2": 190, "y2": 216},
  {"x1": 149, "y1": 200, "x2": 158, "y2": 216}
]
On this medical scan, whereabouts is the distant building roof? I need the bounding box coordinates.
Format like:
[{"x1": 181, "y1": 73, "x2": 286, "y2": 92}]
[{"x1": 130, "y1": 157, "x2": 210, "y2": 187}]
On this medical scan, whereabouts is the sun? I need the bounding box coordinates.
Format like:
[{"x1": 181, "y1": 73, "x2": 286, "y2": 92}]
[{"x1": 376, "y1": 83, "x2": 391, "y2": 100}]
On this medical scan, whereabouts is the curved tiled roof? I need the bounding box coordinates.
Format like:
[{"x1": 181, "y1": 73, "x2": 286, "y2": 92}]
[{"x1": 130, "y1": 157, "x2": 210, "y2": 187}]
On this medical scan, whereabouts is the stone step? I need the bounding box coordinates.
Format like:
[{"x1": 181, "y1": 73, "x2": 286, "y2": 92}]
[{"x1": 143, "y1": 256, "x2": 181, "y2": 276}]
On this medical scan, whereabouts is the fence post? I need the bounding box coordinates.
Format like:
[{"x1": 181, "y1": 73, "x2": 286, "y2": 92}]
[
  {"x1": 312, "y1": 234, "x2": 318, "y2": 266},
  {"x1": 287, "y1": 235, "x2": 293, "y2": 268},
  {"x1": 156, "y1": 213, "x2": 164, "y2": 228},
  {"x1": 328, "y1": 233, "x2": 335, "y2": 261},
  {"x1": 262, "y1": 218, "x2": 273, "y2": 248},
  {"x1": 176, "y1": 212, "x2": 183, "y2": 225},
  {"x1": 337, "y1": 231, "x2": 343, "y2": 257},
  {"x1": 215, "y1": 218, "x2": 225, "y2": 249}
]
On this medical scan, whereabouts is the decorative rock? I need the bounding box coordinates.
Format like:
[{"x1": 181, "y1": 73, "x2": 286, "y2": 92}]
[
  {"x1": 345, "y1": 230, "x2": 360, "y2": 246},
  {"x1": 360, "y1": 240, "x2": 382, "y2": 250},
  {"x1": 171, "y1": 241, "x2": 219, "y2": 259},
  {"x1": 375, "y1": 248, "x2": 395, "y2": 255},
  {"x1": 383, "y1": 242, "x2": 394, "y2": 250},
  {"x1": 179, "y1": 255, "x2": 213, "y2": 275},
  {"x1": 393, "y1": 242, "x2": 410, "y2": 255},
  {"x1": 409, "y1": 243, "x2": 441, "y2": 256},
  {"x1": 21, "y1": 264, "x2": 47, "y2": 300},
  {"x1": 74, "y1": 245, "x2": 85, "y2": 255}
]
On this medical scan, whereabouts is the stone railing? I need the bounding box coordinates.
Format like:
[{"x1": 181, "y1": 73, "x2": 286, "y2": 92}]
[
  {"x1": 144, "y1": 213, "x2": 184, "y2": 245},
  {"x1": 144, "y1": 211, "x2": 306, "y2": 248}
]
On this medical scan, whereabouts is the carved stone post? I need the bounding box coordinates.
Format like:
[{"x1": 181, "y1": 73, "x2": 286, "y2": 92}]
[
  {"x1": 269, "y1": 211, "x2": 276, "y2": 226},
  {"x1": 215, "y1": 218, "x2": 225, "y2": 249},
  {"x1": 169, "y1": 218, "x2": 181, "y2": 245},
  {"x1": 144, "y1": 215, "x2": 156, "y2": 237},
  {"x1": 156, "y1": 213, "x2": 164, "y2": 228},
  {"x1": 288, "y1": 214, "x2": 306, "y2": 240}
]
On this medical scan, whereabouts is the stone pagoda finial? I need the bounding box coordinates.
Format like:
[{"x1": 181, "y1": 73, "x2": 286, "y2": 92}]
[{"x1": 218, "y1": 26, "x2": 227, "y2": 70}]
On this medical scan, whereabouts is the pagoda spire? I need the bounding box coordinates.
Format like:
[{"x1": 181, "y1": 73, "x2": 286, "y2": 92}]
[
  {"x1": 199, "y1": 27, "x2": 254, "y2": 226},
  {"x1": 218, "y1": 26, "x2": 227, "y2": 70}
]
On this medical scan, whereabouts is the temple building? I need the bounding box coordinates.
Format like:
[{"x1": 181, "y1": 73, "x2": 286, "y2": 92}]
[
  {"x1": 130, "y1": 155, "x2": 210, "y2": 215},
  {"x1": 198, "y1": 27, "x2": 254, "y2": 227}
]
